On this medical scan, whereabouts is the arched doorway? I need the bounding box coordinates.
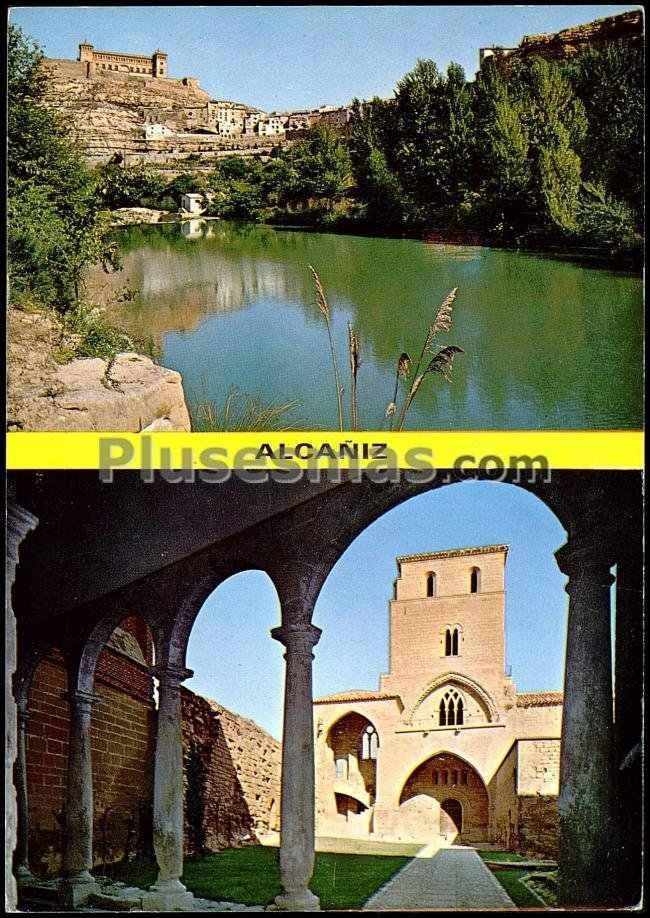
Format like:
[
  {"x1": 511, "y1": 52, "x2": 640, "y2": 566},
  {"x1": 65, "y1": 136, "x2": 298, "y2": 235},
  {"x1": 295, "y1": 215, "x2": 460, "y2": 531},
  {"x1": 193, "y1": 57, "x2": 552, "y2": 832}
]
[
  {"x1": 399, "y1": 752, "x2": 489, "y2": 844},
  {"x1": 440, "y1": 798, "x2": 463, "y2": 836}
]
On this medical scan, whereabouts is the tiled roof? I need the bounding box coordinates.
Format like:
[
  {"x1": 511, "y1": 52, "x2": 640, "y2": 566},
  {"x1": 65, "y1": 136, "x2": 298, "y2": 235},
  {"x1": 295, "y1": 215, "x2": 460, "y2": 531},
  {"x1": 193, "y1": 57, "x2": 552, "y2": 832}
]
[
  {"x1": 314, "y1": 689, "x2": 401, "y2": 705},
  {"x1": 397, "y1": 544, "x2": 509, "y2": 564},
  {"x1": 516, "y1": 691, "x2": 563, "y2": 707}
]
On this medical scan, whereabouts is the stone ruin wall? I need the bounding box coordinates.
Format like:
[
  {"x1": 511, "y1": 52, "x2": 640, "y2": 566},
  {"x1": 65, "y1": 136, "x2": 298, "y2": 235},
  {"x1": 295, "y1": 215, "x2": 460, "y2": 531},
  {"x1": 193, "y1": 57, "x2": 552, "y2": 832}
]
[{"x1": 181, "y1": 688, "x2": 281, "y2": 855}]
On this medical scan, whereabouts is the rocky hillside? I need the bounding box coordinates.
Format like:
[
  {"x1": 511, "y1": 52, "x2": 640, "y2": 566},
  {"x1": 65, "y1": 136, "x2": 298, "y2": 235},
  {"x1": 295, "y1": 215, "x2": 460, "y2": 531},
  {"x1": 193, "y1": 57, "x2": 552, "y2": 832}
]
[
  {"x1": 41, "y1": 59, "x2": 279, "y2": 168},
  {"x1": 517, "y1": 9, "x2": 642, "y2": 61}
]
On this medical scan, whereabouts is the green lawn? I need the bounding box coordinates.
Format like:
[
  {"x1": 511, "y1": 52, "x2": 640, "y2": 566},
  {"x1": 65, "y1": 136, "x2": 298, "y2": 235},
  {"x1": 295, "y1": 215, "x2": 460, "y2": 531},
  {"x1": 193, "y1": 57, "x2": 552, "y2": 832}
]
[
  {"x1": 114, "y1": 846, "x2": 409, "y2": 910},
  {"x1": 486, "y1": 867, "x2": 546, "y2": 908}
]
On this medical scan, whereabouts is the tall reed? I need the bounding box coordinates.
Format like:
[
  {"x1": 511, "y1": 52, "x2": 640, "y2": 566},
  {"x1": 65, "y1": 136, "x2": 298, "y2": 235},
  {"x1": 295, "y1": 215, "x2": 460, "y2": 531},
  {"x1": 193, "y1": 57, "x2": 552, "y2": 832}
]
[
  {"x1": 310, "y1": 265, "x2": 344, "y2": 431},
  {"x1": 394, "y1": 288, "x2": 464, "y2": 431},
  {"x1": 347, "y1": 322, "x2": 360, "y2": 430}
]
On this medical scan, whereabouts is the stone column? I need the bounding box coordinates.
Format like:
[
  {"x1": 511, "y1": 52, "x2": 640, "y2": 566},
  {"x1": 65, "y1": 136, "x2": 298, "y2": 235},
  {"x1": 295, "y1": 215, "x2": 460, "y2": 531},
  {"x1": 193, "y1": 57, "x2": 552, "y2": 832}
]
[
  {"x1": 613, "y1": 539, "x2": 643, "y2": 906},
  {"x1": 6, "y1": 502, "x2": 38, "y2": 912},
  {"x1": 144, "y1": 665, "x2": 194, "y2": 912},
  {"x1": 271, "y1": 623, "x2": 322, "y2": 911},
  {"x1": 555, "y1": 540, "x2": 615, "y2": 907},
  {"x1": 60, "y1": 689, "x2": 98, "y2": 907},
  {"x1": 14, "y1": 702, "x2": 34, "y2": 883}
]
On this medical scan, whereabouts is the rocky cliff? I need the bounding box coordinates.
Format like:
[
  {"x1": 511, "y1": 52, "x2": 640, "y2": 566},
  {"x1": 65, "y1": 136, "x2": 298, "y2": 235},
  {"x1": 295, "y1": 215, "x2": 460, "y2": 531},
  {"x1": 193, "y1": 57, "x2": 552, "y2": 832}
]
[
  {"x1": 516, "y1": 9, "x2": 642, "y2": 61},
  {"x1": 41, "y1": 59, "x2": 279, "y2": 168},
  {"x1": 7, "y1": 306, "x2": 191, "y2": 432}
]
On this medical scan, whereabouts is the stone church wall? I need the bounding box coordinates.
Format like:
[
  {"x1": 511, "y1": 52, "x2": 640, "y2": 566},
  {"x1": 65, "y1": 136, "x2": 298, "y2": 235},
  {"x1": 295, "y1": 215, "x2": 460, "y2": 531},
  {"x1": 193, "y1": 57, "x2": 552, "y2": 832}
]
[{"x1": 181, "y1": 688, "x2": 281, "y2": 854}]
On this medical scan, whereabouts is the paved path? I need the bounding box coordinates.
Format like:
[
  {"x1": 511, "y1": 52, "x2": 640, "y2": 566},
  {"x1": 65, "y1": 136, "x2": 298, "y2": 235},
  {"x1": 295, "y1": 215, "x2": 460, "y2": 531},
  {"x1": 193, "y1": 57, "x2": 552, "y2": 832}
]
[{"x1": 364, "y1": 847, "x2": 517, "y2": 911}]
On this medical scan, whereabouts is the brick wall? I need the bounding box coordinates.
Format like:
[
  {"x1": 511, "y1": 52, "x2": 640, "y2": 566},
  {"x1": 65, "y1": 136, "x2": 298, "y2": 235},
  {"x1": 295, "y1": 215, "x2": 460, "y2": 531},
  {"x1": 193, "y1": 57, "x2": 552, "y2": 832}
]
[
  {"x1": 181, "y1": 688, "x2": 281, "y2": 854},
  {"x1": 26, "y1": 627, "x2": 156, "y2": 876}
]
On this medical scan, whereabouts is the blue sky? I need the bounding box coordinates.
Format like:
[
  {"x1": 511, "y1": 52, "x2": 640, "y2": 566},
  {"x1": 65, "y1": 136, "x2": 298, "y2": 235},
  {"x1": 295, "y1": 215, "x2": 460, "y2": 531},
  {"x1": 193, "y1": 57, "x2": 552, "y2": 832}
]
[
  {"x1": 9, "y1": 4, "x2": 637, "y2": 110},
  {"x1": 184, "y1": 481, "x2": 569, "y2": 739}
]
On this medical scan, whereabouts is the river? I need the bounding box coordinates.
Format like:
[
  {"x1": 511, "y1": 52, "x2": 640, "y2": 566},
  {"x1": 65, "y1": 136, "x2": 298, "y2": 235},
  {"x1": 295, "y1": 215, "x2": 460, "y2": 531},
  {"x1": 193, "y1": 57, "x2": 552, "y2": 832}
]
[{"x1": 86, "y1": 220, "x2": 643, "y2": 430}]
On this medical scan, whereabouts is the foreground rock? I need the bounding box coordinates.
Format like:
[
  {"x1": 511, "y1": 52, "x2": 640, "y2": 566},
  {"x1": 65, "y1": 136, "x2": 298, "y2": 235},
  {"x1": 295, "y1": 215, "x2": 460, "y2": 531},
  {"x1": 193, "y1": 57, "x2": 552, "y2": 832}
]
[{"x1": 7, "y1": 307, "x2": 191, "y2": 432}]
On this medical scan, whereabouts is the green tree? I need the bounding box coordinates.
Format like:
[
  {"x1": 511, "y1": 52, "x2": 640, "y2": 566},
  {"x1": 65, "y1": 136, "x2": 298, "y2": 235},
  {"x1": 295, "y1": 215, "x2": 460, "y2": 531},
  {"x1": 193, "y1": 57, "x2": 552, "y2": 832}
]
[
  {"x1": 8, "y1": 25, "x2": 118, "y2": 307},
  {"x1": 281, "y1": 125, "x2": 352, "y2": 210},
  {"x1": 564, "y1": 39, "x2": 643, "y2": 218}
]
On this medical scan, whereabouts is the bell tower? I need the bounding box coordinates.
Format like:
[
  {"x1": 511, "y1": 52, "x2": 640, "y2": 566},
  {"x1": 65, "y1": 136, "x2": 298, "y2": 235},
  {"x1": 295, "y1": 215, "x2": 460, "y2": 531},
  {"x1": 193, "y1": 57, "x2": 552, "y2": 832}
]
[{"x1": 379, "y1": 544, "x2": 509, "y2": 704}]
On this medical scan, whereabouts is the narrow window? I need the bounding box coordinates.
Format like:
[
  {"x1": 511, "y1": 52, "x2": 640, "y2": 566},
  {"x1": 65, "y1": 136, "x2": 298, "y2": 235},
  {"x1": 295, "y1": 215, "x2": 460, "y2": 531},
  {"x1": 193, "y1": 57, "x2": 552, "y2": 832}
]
[
  {"x1": 470, "y1": 567, "x2": 481, "y2": 593},
  {"x1": 452, "y1": 627, "x2": 460, "y2": 655},
  {"x1": 445, "y1": 628, "x2": 452, "y2": 656},
  {"x1": 439, "y1": 699, "x2": 447, "y2": 726},
  {"x1": 442, "y1": 770, "x2": 448, "y2": 785},
  {"x1": 362, "y1": 725, "x2": 378, "y2": 760},
  {"x1": 426, "y1": 572, "x2": 436, "y2": 597},
  {"x1": 457, "y1": 698, "x2": 464, "y2": 725},
  {"x1": 451, "y1": 770, "x2": 459, "y2": 786},
  {"x1": 448, "y1": 698, "x2": 456, "y2": 726},
  {"x1": 335, "y1": 758, "x2": 347, "y2": 779},
  {"x1": 461, "y1": 770, "x2": 468, "y2": 786},
  {"x1": 432, "y1": 770, "x2": 438, "y2": 785}
]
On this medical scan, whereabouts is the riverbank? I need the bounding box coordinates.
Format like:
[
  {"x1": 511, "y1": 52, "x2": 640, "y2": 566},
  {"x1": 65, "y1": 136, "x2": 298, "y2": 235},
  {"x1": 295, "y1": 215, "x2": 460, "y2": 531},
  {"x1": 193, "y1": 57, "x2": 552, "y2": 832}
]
[
  {"x1": 7, "y1": 304, "x2": 191, "y2": 432},
  {"x1": 263, "y1": 211, "x2": 643, "y2": 274}
]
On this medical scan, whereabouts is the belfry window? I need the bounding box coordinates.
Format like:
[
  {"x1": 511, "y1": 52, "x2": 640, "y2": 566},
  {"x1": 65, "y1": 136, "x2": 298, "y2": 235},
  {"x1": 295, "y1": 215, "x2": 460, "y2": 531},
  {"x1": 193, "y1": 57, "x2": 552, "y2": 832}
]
[
  {"x1": 444, "y1": 626, "x2": 461, "y2": 656},
  {"x1": 439, "y1": 689, "x2": 465, "y2": 727},
  {"x1": 470, "y1": 567, "x2": 481, "y2": 593},
  {"x1": 426, "y1": 572, "x2": 437, "y2": 597},
  {"x1": 361, "y1": 725, "x2": 378, "y2": 760}
]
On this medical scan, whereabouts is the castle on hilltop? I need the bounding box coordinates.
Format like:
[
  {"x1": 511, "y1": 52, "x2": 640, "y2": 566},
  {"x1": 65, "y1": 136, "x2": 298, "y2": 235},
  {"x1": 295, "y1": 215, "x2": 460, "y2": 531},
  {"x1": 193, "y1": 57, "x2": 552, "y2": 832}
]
[
  {"x1": 314, "y1": 545, "x2": 563, "y2": 855},
  {"x1": 78, "y1": 41, "x2": 168, "y2": 78}
]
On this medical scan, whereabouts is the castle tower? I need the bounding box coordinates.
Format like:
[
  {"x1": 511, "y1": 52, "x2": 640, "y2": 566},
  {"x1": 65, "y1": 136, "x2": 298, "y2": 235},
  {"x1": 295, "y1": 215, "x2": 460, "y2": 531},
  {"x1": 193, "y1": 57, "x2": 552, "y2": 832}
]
[
  {"x1": 152, "y1": 50, "x2": 168, "y2": 78},
  {"x1": 78, "y1": 41, "x2": 94, "y2": 63},
  {"x1": 379, "y1": 544, "x2": 509, "y2": 706}
]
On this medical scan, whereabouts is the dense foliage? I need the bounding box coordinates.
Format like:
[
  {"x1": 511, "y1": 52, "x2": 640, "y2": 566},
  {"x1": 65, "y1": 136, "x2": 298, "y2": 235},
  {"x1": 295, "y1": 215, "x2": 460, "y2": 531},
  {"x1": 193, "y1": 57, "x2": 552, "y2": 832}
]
[
  {"x1": 7, "y1": 25, "x2": 119, "y2": 308},
  {"x1": 347, "y1": 43, "x2": 642, "y2": 256},
  {"x1": 10, "y1": 21, "x2": 643, "y2": 280},
  {"x1": 103, "y1": 40, "x2": 641, "y2": 260}
]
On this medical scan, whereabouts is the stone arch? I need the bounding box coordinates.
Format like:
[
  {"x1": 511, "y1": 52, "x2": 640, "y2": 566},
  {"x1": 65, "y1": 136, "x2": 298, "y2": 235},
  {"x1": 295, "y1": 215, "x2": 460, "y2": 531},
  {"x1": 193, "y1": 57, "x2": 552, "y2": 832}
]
[
  {"x1": 165, "y1": 565, "x2": 283, "y2": 673},
  {"x1": 397, "y1": 751, "x2": 489, "y2": 844},
  {"x1": 405, "y1": 672, "x2": 500, "y2": 726},
  {"x1": 396, "y1": 747, "x2": 487, "y2": 806}
]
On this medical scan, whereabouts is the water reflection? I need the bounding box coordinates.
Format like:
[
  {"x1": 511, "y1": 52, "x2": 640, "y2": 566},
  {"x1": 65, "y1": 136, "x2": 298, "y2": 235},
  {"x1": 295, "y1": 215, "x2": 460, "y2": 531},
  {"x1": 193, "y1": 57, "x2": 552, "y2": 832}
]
[{"x1": 85, "y1": 221, "x2": 643, "y2": 429}]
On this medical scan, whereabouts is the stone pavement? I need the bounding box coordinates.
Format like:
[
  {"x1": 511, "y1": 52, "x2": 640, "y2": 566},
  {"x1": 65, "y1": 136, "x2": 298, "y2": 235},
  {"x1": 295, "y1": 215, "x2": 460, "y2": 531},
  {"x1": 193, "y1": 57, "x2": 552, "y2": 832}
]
[{"x1": 364, "y1": 847, "x2": 517, "y2": 911}]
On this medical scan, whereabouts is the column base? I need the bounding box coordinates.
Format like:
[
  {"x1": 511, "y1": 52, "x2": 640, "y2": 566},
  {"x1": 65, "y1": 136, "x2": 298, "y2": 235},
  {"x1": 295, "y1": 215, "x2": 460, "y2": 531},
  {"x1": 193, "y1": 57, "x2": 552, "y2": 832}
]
[
  {"x1": 142, "y1": 878, "x2": 195, "y2": 912},
  {"x1": 59, "y1": 873, "x2": 99, "y2": 908},
  {"x1": 274, "y1": 888, "x2": 320, "y2": 911},
  {"x1": 15, "y1": 864, "x2": 36, "y2": 886}
]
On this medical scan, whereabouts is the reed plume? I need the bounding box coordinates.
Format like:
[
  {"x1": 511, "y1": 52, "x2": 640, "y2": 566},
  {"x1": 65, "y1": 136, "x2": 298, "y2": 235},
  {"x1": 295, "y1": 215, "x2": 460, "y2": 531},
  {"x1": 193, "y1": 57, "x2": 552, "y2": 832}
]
[
  {"x1": 310, "y1": 265, "x2": 344, "y2": 431},
  {"x1": 386, "y1": 351, "x2": 411, "y2": 430},
  {"x1": 396, "y1": 287, "x2": 463, "y2": 431},
  {"x1": 347, "y1": 322, "x2": 360, "y2": 430}
]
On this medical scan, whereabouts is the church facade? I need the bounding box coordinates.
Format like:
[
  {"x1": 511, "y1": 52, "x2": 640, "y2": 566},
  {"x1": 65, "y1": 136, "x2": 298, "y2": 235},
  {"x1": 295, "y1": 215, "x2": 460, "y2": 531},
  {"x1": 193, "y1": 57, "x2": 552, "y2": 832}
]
[{"x1": 313, "y1": 545, "x2": 563, "y2": 855}]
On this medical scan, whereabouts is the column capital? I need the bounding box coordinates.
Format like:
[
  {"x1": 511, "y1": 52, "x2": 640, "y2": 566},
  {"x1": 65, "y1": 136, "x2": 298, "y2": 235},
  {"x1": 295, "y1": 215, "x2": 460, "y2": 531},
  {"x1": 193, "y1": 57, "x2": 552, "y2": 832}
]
[
  {"x1": 66, "y1": 690, "x2": 98, "y2": 712},
  {"x1": 6, "y1": 503, "x2": 38, "y2": 563},
  {"x1": 271, "y1": 623, "x2": 322, "y2": 654},
  {"x1": 150, "y1": 664, "x2": 193, "y2": 684},
  {"x1": 555, "y1": 539, "x2": 616, "y2": 584}
]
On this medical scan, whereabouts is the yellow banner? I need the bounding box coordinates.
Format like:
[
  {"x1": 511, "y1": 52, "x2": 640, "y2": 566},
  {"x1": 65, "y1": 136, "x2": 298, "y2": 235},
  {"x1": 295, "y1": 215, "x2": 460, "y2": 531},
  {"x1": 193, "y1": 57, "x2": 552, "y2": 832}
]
[{"x1": 5, "y1": 430, "x2": 644, "y2": 470}]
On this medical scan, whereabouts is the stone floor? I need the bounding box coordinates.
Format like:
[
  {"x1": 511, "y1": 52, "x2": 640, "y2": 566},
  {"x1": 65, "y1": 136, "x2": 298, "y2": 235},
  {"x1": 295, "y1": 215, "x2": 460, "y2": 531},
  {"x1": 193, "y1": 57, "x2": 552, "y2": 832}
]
[{"x1": 363, "y1": 847, "x2": 517, "y2": 911}]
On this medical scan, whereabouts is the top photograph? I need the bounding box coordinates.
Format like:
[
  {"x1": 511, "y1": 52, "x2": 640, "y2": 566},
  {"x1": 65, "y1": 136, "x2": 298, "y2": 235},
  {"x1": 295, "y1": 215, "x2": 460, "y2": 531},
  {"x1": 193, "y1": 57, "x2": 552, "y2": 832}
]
[{"x1": 7, "y1": 4, "x2": 644, "y2": 433}]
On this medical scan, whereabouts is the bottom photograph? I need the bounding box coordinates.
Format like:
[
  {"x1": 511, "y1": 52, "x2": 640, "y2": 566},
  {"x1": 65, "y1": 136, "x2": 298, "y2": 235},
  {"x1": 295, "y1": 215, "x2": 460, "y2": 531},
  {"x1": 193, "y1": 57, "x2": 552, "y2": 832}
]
[{"x1": 6, "y1": 469, "x2": 643, "y2": 912}]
